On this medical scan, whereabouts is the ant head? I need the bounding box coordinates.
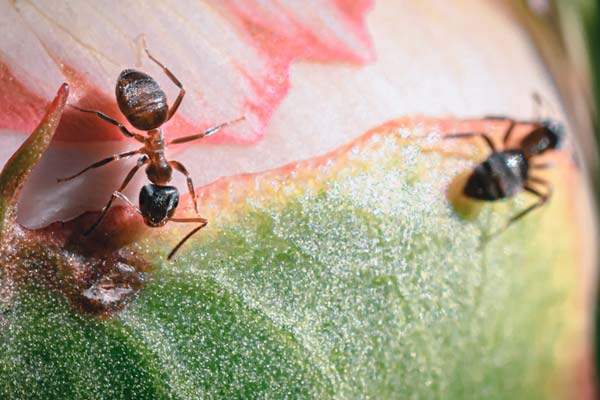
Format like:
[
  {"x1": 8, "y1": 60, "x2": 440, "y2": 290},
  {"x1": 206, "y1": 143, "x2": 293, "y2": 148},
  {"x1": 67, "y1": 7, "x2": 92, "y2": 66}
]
[
  {"x1": 520, "y1": 119, "x2": 564, "y2": 157},
  {"x1": 116, "y1": 69, "x2": 168, "y2": 131},
  {"x1": 540, "y1": 119, "x2": 564, "y2": 150},
  {"x1": 139, "y1": 184, "x2": 179, "y2": 227},
  {"x1": 529, "y1": 92, "x2": 563, "y2": 152}
]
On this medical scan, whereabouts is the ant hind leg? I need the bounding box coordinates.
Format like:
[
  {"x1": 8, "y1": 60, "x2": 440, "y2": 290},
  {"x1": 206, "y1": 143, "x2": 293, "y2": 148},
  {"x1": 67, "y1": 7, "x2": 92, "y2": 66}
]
[{"x1": 141, "y1": 37, "x2": 185, "y2": 121}]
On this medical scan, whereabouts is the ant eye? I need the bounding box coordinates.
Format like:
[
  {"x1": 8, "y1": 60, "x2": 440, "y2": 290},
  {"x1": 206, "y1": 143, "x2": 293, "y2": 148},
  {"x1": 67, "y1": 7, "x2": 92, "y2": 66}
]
[
  {"x1": 544, "y1": 120, "x2": 564, "y2": 149},
  {"x1": 551, "y1": 127, "x2": 563, "y2": 149}
]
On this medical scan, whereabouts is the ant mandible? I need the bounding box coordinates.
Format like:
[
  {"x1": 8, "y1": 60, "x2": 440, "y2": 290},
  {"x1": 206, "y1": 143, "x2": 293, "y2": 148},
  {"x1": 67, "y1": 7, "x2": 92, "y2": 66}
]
[
  {"x1": 445, "y1": 101, "x2": 563, "y2": 237},
  {"x1": 58, "y1": 40, "x2": 244, "y2": 260}
]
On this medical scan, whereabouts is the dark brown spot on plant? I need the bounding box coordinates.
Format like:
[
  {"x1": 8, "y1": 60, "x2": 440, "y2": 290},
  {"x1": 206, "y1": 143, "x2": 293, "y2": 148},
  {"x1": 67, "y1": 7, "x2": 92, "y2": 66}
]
[
  {"x1": 6, "y1": 226, "x2": 149, "y2": 318},
  {"x1": 22, "y1": 210, "x2": 151, "y2": 317},
  {"x1": 0, "y1": 84, "x2": 151, "y2": 318}
]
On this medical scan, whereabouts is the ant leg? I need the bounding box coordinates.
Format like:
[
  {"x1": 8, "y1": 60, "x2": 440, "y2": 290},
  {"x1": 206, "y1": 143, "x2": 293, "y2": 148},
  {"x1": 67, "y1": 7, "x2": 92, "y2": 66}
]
[
  {"x1": 70, "y1": 105, "x2": 145, "y2": 142},
  {"x1": 526, "y1": 175, "x2": 552, "y2": 187},
  {"x1": 169, "y1": 160, "x2": 199, "y2": 215},
  {"x1": 167, "y1": 116, "x2": 245, "y2": 145},
  {"x1": 84, "y1": 156, "x2": 148, "y2": 236},
  {"x1": 57, "y1": 149, "x2": 142, "y2": 182},
  {"x1": 462, "y1": 116, "x2": 516, "y2": 145},
  {"x1": 488, "y1": 179, "x2": 552, "y2": 239},
  {"x1": 113, "y1": 192, "x2": 142, "y2": 215},
  {"x1": 502, "y1": 120, "x2": 516, "y2": 145},
  {"x1": 142, "y1": 38, "x2": 185, "y2": 121},
  {"x1": 444, "y1": 132, "x2": 496, "y2": 152},
  {"x1": 167, "y1": 217, "x2": 208, "y2": 260},
  {"x1": 84, "y1": 191, "x2": 142, "y2": 235},
  {"x1": 530, "y1": 162, "x2": 554, "y2": 169},
  {"x1": 506, "y1": 183, "x2": 552, "y2": 226}
]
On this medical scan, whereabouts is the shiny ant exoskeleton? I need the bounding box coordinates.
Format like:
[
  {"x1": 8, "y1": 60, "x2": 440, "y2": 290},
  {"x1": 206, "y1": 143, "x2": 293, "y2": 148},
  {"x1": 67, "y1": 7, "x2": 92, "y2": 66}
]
[
  {"x1": 445, "y1": 114, "x2": 563, "y2": 236},
  {"x1": 58, "y1": 40, "x2": 244, "y2": 260}
]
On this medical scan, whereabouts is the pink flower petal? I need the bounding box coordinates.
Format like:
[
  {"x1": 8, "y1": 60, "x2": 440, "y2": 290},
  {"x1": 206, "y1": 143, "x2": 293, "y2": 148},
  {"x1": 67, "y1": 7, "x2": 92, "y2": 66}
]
[{"x1": 0, "y1": 0, "x2": 373, "y2": 143}]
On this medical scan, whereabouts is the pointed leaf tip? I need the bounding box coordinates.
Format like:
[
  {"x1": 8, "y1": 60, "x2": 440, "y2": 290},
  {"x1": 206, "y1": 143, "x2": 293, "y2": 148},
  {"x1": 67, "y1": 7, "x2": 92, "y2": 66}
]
[{"x1": 0, "y1": 83, "x2": 69, "y2": 239}]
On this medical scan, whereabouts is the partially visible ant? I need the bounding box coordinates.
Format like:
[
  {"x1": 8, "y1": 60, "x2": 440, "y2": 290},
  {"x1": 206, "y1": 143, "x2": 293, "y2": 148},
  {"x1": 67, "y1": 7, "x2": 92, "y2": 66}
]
[
  {"x1": 445, "y1": 94, "x2": 563, "y2": 237},
  {"x1": 58, "y1": 39, "x2": 244, "y2": 260}
]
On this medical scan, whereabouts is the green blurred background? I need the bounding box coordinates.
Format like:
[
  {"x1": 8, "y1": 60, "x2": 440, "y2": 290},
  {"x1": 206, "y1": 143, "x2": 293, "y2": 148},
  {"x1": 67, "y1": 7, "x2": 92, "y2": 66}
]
[
  {"x1": 577, "y1": 0, "x2": 600, "y2": 386},
  {"x1": 569, "y1": 0, "x2": 599, "y2": 388},
  {"x1": 539, "y1": 0, "x2": 598, "y2": 390},
  {"x1": 514, "y1": 0, "x2": 599, "y2": 391}
]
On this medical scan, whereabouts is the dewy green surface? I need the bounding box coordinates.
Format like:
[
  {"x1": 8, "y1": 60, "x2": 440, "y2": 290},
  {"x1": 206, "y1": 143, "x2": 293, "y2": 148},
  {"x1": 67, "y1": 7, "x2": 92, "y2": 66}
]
[{"x1": 0, "y1": 118, "x2": 582, "y2": 399}]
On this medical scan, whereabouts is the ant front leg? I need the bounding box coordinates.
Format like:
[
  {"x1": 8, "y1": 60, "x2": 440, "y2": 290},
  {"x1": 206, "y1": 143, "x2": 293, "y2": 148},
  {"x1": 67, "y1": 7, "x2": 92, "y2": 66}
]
[
  {"x1": 444, "y1": 132, "x2": 497, "y2": 152},
  {"x1": 84, "y1": 155, "x2": 148, "y2": 235},
  {"x1": 142, "y1": 38, "x2": 185, "y2": 121},
  {"x1": 112, "y1": 191, "x2": 142, "y2": 215},
  {"x1": 57, "y1": 149, "x2": 142, "y2": 182},
  {"x1": 168, "y1": 116, "x2": 245, "y2": 146},
  {"x1": 167, "y1": 217, "x2": 208, "y2": 260},
  {"x1": 70, "y1": 105, "x2": 145, "y2": 142},
  {"x1": 169, "y1": 160, "x2": 199, "y2": 215}
]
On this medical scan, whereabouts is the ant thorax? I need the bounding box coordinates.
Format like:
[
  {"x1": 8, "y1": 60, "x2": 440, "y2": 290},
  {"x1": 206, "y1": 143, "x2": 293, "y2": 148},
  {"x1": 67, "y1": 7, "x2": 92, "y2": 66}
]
[
  {"x1": 145, "y1": 128, "x2": 166, "y2": 150},
  {"x1": 144, "y1": 129, "x2": 172, "y2": 185}
]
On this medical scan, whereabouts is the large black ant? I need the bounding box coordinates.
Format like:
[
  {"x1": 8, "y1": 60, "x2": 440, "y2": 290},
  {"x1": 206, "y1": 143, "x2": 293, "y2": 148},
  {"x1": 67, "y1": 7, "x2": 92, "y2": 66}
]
[
  {"x1": 445, "y1": 110, "x2": 563, "y2": 237},
  {"x1": 58, "y1": 40, "x2": 244, "y2": 260}
]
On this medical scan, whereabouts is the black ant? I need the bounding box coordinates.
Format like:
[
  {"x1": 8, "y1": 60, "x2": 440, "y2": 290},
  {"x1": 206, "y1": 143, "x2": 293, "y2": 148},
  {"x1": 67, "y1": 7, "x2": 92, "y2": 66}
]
[
  {"x1": 445, "y1": 110, "x2": 563, "y2": 237},
  {"x1": 58, "y1": 40, "x2": 244, "y2": 260}
]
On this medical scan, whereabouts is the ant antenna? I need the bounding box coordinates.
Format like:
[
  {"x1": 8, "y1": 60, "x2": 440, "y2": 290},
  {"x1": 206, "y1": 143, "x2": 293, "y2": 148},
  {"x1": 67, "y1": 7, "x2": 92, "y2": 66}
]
[
  {"x1": 531, "y1": 91, "x2": 558, "y2": 121},
  {"x1": 532, "y1": 91, "x2": 542, "y2": 120}
]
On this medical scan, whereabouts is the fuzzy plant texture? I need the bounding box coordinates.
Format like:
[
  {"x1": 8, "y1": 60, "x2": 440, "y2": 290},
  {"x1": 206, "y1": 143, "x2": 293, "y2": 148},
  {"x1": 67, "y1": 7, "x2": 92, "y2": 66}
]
[{"x1": 0, "y1": 87, "x2": 586, "y2": 399}]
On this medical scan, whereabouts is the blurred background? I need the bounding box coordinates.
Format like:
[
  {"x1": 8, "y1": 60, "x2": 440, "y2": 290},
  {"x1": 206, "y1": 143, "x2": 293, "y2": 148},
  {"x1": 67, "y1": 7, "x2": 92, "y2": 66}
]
[
  {"x1": 512, "y1": 0, "x2": 598, "y2": 180},
  {"x1": 514, "y1": 0, "x2": 599, "y2": 389}
]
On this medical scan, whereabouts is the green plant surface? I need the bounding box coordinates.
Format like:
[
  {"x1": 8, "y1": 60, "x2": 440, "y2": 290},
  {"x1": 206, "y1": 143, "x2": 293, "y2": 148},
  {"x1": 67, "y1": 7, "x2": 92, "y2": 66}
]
[{"x1": 0, "y1": 105, "x2": 592, "y2": 399}]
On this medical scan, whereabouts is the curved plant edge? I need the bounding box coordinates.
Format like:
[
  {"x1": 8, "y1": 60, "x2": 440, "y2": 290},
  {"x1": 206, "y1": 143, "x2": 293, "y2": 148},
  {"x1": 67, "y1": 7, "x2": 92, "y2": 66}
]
[{"x1": 0, "y1": 87, "x2": 595, "y2": 399}]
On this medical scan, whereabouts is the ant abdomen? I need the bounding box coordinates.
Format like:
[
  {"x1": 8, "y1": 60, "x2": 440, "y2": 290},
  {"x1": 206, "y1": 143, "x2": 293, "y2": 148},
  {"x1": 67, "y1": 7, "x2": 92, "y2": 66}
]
[{"x1": 116, "y1": 69, "x2": 168, "y2": 131}]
